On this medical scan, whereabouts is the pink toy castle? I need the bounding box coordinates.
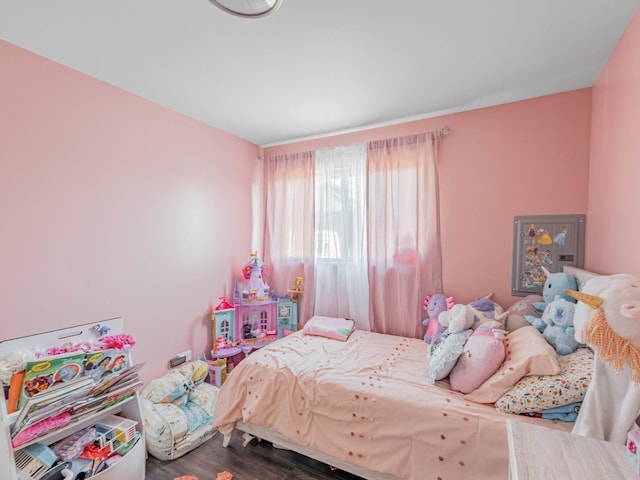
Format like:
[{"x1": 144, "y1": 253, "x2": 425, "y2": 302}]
[
  {"x1": 234, "y1": 253, "x2": 277, "y2": 342},
  {"x1": 212, "y1": 253, "x2": 291, "y2": 360}
]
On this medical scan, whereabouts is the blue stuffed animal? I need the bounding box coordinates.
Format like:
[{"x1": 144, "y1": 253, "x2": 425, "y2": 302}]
[
  {"x1": 532, "y1": 267, "x2": 578, "y2": 313},
  {"x1": 538, "y1": 297, "x2": 581, "y2": 355}
]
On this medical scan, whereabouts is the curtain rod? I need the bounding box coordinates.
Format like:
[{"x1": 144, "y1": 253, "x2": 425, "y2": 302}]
[
  {"x1": 437, "y1": 126, "x2": 450, "y2": 137},
  {"x1": 259, "y1": 125, "x2": 452, "y2": 159}
]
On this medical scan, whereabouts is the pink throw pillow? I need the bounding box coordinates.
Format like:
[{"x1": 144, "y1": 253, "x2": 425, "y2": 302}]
[
  {"x1": 449, "y1": 322, "x2": 506, "y2": 394},
  {"x1": 462, "y1": 326, "x2": 561, "y2": 404}
]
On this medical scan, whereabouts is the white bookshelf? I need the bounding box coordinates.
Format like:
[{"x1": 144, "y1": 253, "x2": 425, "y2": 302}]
[{"x1": 0, "y1": 318, "x2": 145, "y2": 479}]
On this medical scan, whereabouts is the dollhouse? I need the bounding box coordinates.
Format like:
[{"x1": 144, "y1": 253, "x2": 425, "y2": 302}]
[{"x1": 211, "y1": 253, "x2": 300, "y2": 363}]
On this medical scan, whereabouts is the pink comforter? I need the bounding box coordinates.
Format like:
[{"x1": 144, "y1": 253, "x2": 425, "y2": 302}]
[{"x1": 213, "y1": 330, "x2": 570, "y2": 480}]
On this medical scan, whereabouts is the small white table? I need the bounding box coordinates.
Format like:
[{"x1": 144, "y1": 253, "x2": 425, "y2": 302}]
[{"x1": 507, "y1": 420, "x2": 634, "y2": 479}]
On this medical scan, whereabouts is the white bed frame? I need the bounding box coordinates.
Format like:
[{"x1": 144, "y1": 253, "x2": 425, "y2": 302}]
[{"x1": 220, "y1": 266, "x2": 600, "y2": 480}]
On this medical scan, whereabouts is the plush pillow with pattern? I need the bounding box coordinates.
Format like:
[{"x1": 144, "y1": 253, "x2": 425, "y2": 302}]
[
  {"x1": 449, "y1": 321, "x2": 506, "y2": 394},
  {"x1": 504, "y1": 294, "x2": 544, "y2": 332},
  {"x1": 495, "y1": 347, "x2": 593, "y2": 414},
  {"x1": 462, "y1": 326, "x2": 561, "y2": 404},
  {"x1": 425, "y1": 330, "x2": 472, "y2": 384}
]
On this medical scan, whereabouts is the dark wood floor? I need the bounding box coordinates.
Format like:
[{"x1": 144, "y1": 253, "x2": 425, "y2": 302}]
[{"x1": 145, "y1": 431, "x2": 364, "y2": 480}]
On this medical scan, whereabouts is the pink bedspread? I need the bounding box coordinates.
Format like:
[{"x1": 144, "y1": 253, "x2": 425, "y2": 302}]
[{"x1": 213, "y1": 330, "x2": 571, "y2": 480}]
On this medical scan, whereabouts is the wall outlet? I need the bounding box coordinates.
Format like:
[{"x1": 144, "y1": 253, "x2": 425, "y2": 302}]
[
  {"x1": 168, "y1": 350, "x2": 192, "y2": 368},
  {"x1": 178, "y1": 350, "x2": 192, "y2": 362},
  {"x1": 169, "y1": 356, "x2": 185, "y2": 368}
]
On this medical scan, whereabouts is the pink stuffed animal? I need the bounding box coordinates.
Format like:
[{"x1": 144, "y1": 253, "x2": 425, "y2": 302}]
[{"x1": 422, "y1": 293, "x2": 454, "y2": 344}]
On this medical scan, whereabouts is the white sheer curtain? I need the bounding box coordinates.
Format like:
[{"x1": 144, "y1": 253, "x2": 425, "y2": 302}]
[
  {"x1": 314, "y1": 143, "x2": 370, "y2": 331},
  {"x1": 367, "y1": 132, "x2": 443, "y2": 337},
  {"x1": 262, "y1": 151, "x2": 315, "y2": 324}
]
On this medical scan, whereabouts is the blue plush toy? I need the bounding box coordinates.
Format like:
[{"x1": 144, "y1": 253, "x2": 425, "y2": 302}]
[
  {"x1": 532, "y1": 267, "x2": 578, "y2": 313},
  {"x1": 529, "y1": 296, "x2": 581, "y2": 355}
]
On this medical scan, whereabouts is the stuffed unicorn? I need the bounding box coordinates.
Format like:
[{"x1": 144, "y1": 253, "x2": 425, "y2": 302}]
[
  {"x1": 533, "y1": 266, "x2": 578, "y2": 313},
  {"x1": 565, "y1": 273, "x2": 640, "y2": 444}
]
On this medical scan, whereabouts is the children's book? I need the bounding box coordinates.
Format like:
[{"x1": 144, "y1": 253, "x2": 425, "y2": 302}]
[
  {"x1": 83, "y1": 348, "x2": 130, "y2": 380},
  {"x1": 18, "y1": 352, "x2": 86, "y2": 410},
  {"x1": 11, "y1": 375, "x2": 95, "y2": 437},
  {"x1": 89, "y1": 362, "x2": 144, "y2": 397},
  {"x1": 71, "y1": 378, "x2": 143, "y2": 421}
]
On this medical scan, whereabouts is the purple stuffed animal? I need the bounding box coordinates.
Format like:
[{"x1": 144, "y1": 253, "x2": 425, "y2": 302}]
[{"x1": 422, "y1": 293, "x2": 454, "y2": 344}]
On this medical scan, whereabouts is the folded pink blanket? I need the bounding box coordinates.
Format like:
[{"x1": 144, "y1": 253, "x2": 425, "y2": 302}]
[{"x1": 303, "y1": 316, "x2": 355, "y2": 341}]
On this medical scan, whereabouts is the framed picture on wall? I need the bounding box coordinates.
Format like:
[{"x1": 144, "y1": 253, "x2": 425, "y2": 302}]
[{"x1": 512, "y1": 214, "x2": 585, "y2": 296}]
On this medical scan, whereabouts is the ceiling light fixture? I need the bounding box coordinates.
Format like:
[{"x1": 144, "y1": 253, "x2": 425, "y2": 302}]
[{"x1": 208, "y1": 0, "x2": 283, "y2": 18}]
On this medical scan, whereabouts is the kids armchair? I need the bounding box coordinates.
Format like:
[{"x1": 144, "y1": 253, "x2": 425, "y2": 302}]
[{"x1": 140, "y1": 360, "x2": 220, "y2": 460}]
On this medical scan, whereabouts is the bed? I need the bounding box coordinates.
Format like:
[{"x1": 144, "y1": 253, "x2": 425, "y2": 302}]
[{"x1": 213, "y1": 267, "x2": 598, "y2": 480}]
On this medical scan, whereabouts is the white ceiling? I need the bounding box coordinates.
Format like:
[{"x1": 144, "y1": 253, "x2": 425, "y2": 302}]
[{"x1": 1, "y1": 1, "x2": 639, "y2": 147}]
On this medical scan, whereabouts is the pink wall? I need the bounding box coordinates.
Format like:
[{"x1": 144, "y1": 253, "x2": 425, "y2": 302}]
[
  {"x1": 0, "y1": 33, "x2": 600, "y2": 375},
  {"x1": 266, "y1": 89, "x2": 592, "y2": 308},
  {"x1": 587, "y1": 10, "x2": 640, "y2": 277},
  {"x1": 0, "y1": 41, "x2": 258, "y2": 383}
]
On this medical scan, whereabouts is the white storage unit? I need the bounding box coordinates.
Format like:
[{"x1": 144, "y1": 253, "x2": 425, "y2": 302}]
[{"x1": 0, "y1": 318, "x2": 145, "y2": 480}]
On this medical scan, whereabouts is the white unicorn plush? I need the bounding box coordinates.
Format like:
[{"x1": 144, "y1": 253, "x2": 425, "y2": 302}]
[{"x1": 566, "y1": 273, "x2": 640, "y2": 444}]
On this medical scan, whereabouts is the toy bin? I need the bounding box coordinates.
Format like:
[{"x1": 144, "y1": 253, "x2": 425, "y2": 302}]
[{"x1": 95, "y1": 415, "x2": 138, "y2": 455}]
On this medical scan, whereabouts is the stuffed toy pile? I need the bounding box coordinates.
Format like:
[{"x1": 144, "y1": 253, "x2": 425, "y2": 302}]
[
  {"x1": 424, "y1": 304, "x2": 475, "y2": 383},
  {"x1": 425, "y1": 303, "x2": 507, "y2": 390}
]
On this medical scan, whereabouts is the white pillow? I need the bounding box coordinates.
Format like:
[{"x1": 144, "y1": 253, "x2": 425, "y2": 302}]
[{"x1": 425, "y1": 330, "x2": 472, "y2": 384}]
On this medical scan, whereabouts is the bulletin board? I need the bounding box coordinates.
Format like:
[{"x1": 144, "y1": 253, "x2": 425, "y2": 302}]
[{"x1": 511, "y1": 214, "x2": 585, "y2": 296}]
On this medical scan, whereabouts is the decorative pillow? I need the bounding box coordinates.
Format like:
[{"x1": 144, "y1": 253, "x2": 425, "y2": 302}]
[
  {"x1": 449, "y1": 321, "x2": 506, "y2": 394},
  {"x1": 505, "y1": 294, "x2": 544, "y2": 332},
  {"x1": 462, "y1": 326, "x2": 561, "y2": 404},
  {"x1": 142, "y1": 369, "x2": 191, "y2": 404},
  {"x1": 425, "y1": 330, "x2": 472, "y2": 384},
  {"x1": 467, "y1": 295, "x2": 508, "y2": 330},
  {"x1": 189, "y1": 362, "x2": 209, "y2": 385},
  {"x1": 495, "y1": 347, "x2": 593, "y2": 414},
  {"x1": 141, "y1": 361, "x2": 210, "y2": 404}
]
